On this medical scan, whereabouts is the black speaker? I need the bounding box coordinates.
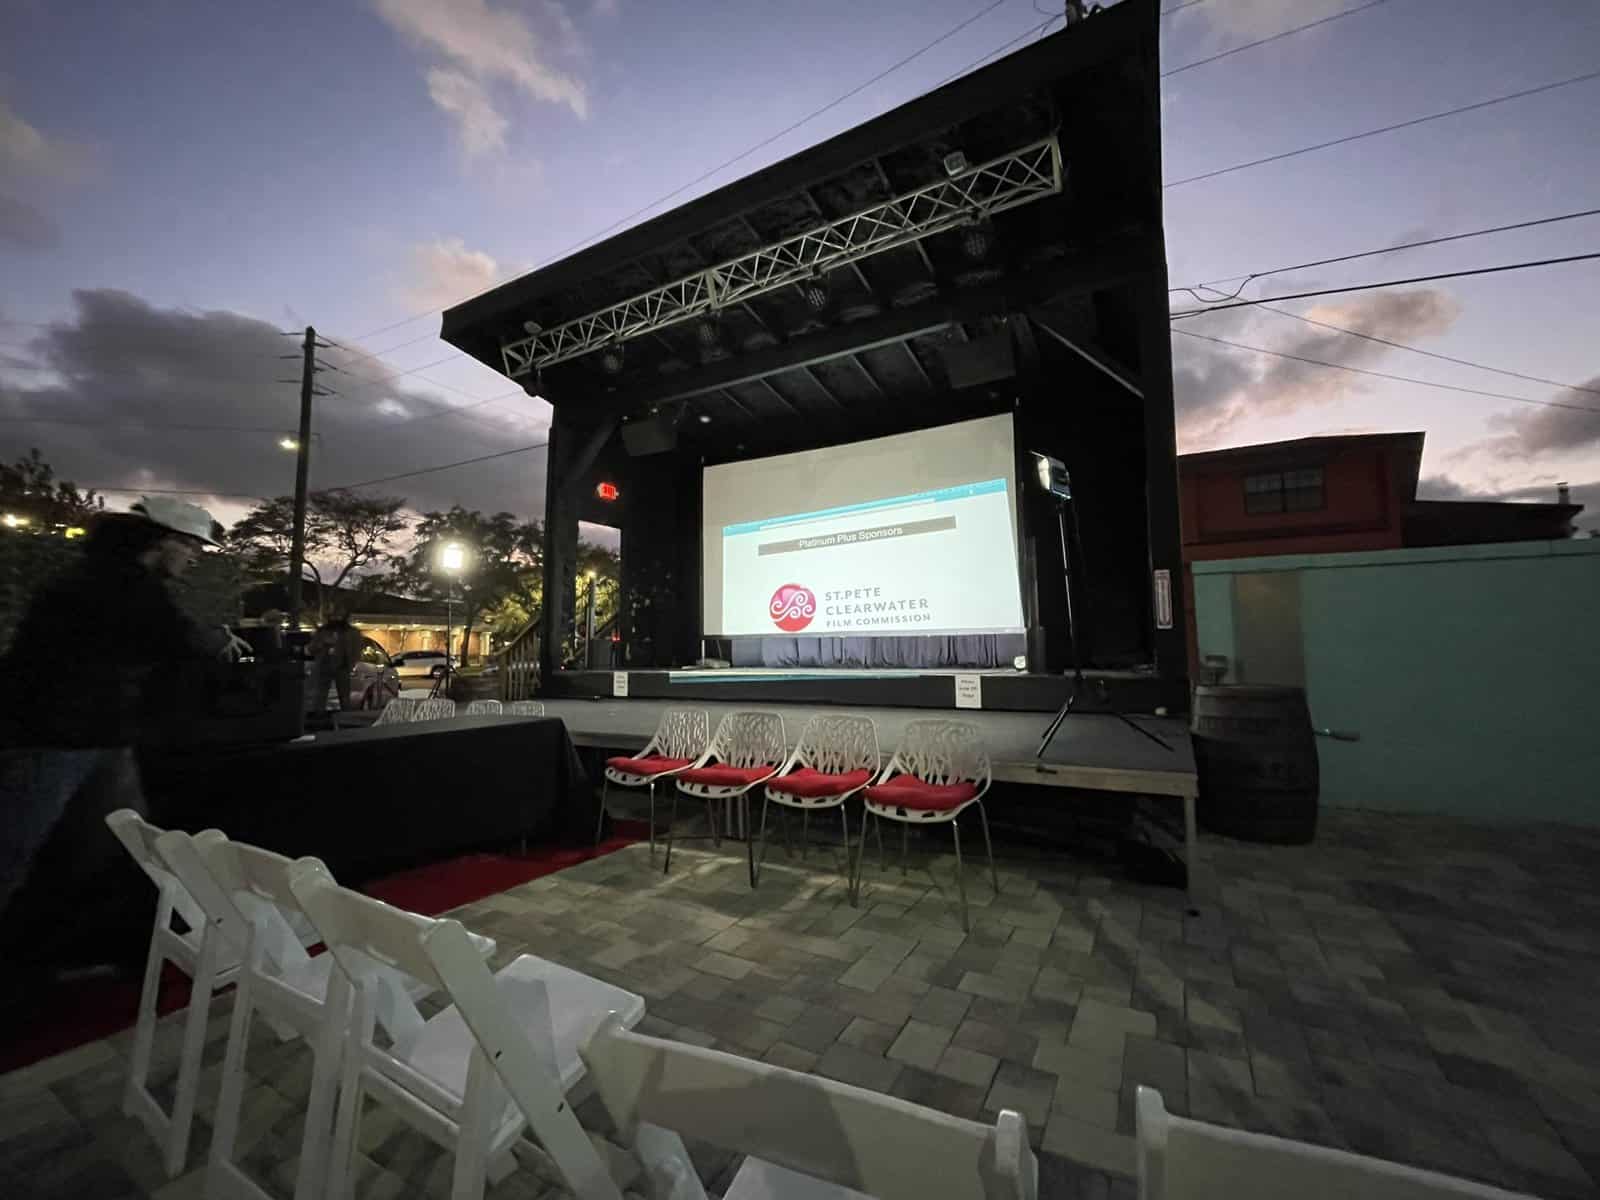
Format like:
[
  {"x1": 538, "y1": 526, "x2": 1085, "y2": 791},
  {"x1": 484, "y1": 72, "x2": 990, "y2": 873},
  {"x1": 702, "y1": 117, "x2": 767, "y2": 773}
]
[{"x1": 622, "y1": 416, "x2": 678, "y2": 456}]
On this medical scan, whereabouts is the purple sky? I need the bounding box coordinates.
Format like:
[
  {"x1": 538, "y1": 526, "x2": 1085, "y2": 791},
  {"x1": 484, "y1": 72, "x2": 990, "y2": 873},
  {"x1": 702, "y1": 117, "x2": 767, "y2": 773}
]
[{"x1": 2, "y1": 0, "x2": 1598, "y2": 532}]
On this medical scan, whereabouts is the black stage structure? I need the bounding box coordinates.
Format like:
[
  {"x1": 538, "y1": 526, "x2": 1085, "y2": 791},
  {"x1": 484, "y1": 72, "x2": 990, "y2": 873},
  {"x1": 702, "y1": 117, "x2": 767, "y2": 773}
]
[{"x1": 442, "y1": 0, "x2": 1186, "y2": 719}]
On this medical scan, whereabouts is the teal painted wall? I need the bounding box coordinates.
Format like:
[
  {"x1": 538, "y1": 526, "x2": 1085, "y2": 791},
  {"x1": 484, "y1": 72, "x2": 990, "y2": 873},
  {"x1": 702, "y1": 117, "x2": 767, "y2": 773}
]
[{"x1": 1192, "y1": 540, "x2": 1600, "y2": 825}]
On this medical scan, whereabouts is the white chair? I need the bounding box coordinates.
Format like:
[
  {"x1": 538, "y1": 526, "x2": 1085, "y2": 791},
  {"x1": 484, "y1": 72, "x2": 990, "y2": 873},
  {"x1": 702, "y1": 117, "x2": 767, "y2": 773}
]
[
  {"x1": 1134, "y1": 1087, "x2": 1530, "y2": 1200},
  {"x1": 594, "y1": 708, "x2": 710, "y2": 859},
  {"x1": 373, "y1": 696, "x2": 418, "y2": 726},
  {"x1": 859, "y1": 719, "x2": 995, "y2": 931},
  {"x1": 411, "y1": 697, "x2": 457, "y2": 721},
  {"x1": 671, "y1": 711, "x2": 787, "y2": 886},
  {"x1": 464, "y1": 699, "x2": 503, "y2": 716},
  {"x1": 506, "y1": 700, "x2": 546, "y2": 717},
  {"x1": 105, "y1": 809, "x2": 244, "y2": 1179},
  {"x1": 287, "y1": 861, "x2": 646, "y2": 1200},
  {"x1": 580, "y1": 1011, "x2": 1039, "y2": 1200},
  {"x1": 758, "y1": 714, "x2": 879, "y2": 900}
]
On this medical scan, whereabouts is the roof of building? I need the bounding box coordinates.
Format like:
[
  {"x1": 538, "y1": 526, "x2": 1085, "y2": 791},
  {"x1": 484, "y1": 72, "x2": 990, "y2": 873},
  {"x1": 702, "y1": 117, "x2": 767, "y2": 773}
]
[
  {"x1": 241, "y1": 582, "x2": 451, "y2": 622},
  {"x1": 1178, "y1": 432, "x2": 1427, "y2": 496}
]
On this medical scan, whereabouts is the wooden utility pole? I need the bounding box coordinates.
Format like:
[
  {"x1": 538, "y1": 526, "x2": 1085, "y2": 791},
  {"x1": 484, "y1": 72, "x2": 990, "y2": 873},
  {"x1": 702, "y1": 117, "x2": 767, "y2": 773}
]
[{"x1": 286, "y1": 325, "x2": 316, "y2": 627}]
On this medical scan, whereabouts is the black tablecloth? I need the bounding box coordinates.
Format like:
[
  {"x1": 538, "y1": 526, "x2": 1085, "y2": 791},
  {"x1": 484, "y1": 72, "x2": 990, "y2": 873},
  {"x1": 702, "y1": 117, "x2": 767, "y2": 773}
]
[{"x1": 141, "y1": 715, "x2": 591, "y2": 883}]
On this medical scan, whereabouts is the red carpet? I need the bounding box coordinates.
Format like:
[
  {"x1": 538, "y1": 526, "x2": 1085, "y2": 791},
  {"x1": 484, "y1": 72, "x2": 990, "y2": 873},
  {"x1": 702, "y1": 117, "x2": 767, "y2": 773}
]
[{"x1": 0, "y1": 827, "x2": 642, "y2": 1075}]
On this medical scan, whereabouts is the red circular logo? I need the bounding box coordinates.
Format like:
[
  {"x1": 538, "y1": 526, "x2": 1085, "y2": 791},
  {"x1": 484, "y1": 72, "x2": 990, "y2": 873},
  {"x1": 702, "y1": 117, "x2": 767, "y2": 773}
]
[{"x1": 769, "y1": 583, "x2": 817, "y2": 632}]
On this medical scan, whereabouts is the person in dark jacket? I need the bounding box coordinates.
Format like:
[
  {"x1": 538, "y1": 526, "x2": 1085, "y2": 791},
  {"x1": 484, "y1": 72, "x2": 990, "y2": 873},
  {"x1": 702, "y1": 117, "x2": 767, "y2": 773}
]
[
  {"x1": 0, "y1": 496, "x2": 246, "y2": 978},
  {"x1": 310, "y1": 612, "x2": 364, "y2": 711}
]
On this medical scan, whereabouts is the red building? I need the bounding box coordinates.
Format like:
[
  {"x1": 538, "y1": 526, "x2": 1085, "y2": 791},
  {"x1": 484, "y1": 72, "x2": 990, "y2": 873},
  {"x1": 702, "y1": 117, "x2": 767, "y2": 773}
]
[{"x1": 1178, "y1": 432, "x2": 1582, "y2": 672}]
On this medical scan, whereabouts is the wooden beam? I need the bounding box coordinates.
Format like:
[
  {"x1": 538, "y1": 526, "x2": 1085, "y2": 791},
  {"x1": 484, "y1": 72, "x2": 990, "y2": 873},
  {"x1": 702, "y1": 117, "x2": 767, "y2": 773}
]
[
  {"x1": 802, "y1": 364, "x2": 849, "y2": 412},
  {"x1": 753, "y1": 375, "x2": 802, "y2": 417},
  {"x1": 1028, "y1": 310, "x2": 1144, "y2": 399},
  {"x1": 849, "y1": 353, "x2": 887, "y2": 400},
  {"x1": 902, "y1": 340, "x2": 934, "y2": 392}
]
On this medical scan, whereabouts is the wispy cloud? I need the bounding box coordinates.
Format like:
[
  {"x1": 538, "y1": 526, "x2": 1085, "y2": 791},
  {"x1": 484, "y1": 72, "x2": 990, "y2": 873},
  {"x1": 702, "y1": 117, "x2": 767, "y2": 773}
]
[
  {"x1": 373, "y1": 0, "x2": 588, "y2": 159},
  {"x1": 1447, "y1": 376, "x2": 1600, "y2": 461},
  {"x1": 400, "y1": 236, "x2": 503, "y2": 310},
  {"x1": 0, "y1": 98, "x2": 94, "y2": 182},
  {"x1": 0, "y1": 190, "x2": 59, "y2": 250}
]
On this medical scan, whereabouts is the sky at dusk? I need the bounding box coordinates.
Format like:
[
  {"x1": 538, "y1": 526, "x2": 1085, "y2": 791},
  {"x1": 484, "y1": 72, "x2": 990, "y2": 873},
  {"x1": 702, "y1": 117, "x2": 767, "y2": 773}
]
[{"x1": 2, "y1": 0, "x2": 1598, "y2": 535}]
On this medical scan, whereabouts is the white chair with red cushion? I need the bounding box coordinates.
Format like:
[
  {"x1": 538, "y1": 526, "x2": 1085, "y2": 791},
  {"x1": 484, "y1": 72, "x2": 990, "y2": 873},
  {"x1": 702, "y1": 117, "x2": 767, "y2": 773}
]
[
  {"x1": 859, "y1": 719, "x2": 996, "y2": 931},
  {"x1": 757, "y1": 713, "x2": 878, "y2": 899},
  {"x1": 670, "y1": 710, "x2": 787, "y2": 885},
  {"x1": 595, "y1": 708, "x2": 710, "y2": 859}
]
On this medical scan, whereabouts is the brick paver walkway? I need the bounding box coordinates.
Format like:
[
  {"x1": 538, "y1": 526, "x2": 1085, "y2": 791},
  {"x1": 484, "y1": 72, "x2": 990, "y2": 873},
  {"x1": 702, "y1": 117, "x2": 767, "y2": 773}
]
[{"x1": 3, "y1": 809, "x2": 1598, "y2": 1198}]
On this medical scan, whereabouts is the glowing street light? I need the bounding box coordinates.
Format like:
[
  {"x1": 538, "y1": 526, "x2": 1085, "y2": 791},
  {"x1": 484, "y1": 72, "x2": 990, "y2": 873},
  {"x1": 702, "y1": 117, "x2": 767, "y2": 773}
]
[
  {"x1": 439, "y1": 542, "x2": 467, "y2": 573},
  {"x1": 436, "y1": 541, "x2": 470, "y2": 689},
  {"x1": 2, "y1": 513, "x2": 30, "y2": 529},
  {"x1": 279, "y1": 436, "x2": 300, "y2": 452}
]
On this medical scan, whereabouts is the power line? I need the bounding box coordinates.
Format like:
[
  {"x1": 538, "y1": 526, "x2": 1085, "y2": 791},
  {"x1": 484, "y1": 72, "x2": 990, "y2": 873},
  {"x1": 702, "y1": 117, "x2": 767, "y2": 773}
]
[
  {"x1": 1161, "y1": 0, "x2": 1389, "y2": 78},
  {"x1": 1167, "y1": 251, "x2": 1600, "y2": 318},
  {"x1": 1172, "y1": 328, "x2": 1600, "y2": 416},
  {"x1": 84, "y1": 485, "x2": 270, "y2": 500},
  {"x1": 0, "y1": 416, "x2": 298, "y2": 433},
  {"x1": 1165, "y1": 67, "x2": 1600, "y2": 188},
  {"x1": 1169, "y1": 206, "x2": 1600, "y2": 301},
  {"x1": 1251, "y1": 303, "x2": 1600, "y2": 399},
  {"x1": 331, "y1": 440, "x2": 551, "y2": 491}
]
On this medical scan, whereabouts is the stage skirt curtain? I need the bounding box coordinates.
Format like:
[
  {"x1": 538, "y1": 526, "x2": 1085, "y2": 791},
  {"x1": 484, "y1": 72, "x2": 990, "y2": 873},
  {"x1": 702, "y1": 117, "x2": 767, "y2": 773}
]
[{"x1": 731, "y1": 634, "x2": 1024, "y2": 669}]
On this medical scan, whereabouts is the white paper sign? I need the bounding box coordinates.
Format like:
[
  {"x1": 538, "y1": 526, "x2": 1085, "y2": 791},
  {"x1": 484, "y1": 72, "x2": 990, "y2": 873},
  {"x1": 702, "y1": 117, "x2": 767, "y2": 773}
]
[
  {"x1": 1153, "y1": 568, "x2": 1174, "y2": 630},
  {"x1": 954, "y1": 673, "x2": 982, "y2": 709},
  {"x1": 612, "y1": 671, "x2": 629, "y2": 697}
]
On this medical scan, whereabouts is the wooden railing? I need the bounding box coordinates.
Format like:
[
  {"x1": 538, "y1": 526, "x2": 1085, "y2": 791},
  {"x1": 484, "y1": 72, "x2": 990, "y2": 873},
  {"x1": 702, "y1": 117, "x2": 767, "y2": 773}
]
[{"x1": 494, "y1": 616, "x2": 540, "y2": 702}]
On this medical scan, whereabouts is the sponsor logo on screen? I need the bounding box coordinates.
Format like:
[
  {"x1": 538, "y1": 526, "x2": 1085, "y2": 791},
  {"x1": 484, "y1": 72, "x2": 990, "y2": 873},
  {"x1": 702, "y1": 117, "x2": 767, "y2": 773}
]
[{"x1": 768, "y1": 583, "x2": 816, "y2": 632}]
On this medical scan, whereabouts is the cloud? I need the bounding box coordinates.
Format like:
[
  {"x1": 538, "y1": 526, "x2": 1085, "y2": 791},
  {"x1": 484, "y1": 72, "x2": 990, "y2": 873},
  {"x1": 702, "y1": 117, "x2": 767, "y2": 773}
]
[
  {"x1": 1172, "y1": 287, "x2": 1460, "y2": 448},
  {"x1": 1415, "y1": 475, "x2": 1489, "y2": 501},
  {"x1": 374, "y1": 0, "x2": 588, "y2": 157},
  {"x1": 0, "y1": 97, "x2": 93, "y2": 182},
  {"x1": 1174, "y1": 0, "x2": 1319, "y2": 40},
  {"x1": 401, "y1": 237, "x2": 502, "y2": 310},
  {"x1": 425, "y1": 68, "x2": 509, "y2": 156},
  {"x1": 1416, "y1": 474, "x2": 1599, "y2": 532},
  {"x1": 1474, "y1": 379, "x2": 1600, "y2": 458},
  {"x1": 0, "y1": 289, "x2": 551, "y2": 523},
  {"x1": 0, "y1": 191, "x2": 59, "y2": 249}
]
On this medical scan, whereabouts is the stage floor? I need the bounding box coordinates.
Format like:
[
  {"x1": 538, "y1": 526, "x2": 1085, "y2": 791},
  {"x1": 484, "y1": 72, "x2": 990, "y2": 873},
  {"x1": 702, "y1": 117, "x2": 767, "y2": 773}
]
[{"x1": 539, "y1": 697, "x2": 1195, "y2": 799}]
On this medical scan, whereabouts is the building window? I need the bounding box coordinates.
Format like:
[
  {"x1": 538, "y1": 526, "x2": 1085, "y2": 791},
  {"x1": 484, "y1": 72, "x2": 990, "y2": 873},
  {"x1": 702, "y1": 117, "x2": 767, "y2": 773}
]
[{"x1": 1243, "y1": 468, "x2": 1325, "y2": 514}]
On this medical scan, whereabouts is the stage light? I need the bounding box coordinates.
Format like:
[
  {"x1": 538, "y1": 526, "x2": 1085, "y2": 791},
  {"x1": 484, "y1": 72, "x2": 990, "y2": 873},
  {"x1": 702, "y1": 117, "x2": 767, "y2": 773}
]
[
  {"x1": 599, "y1": 340, "x2": 625, "y2": 374},
  {"x1": 696, "y1": 317, "x2": 720, "y2": 347},
  {"x1": 522, "y1": 320, "x2": 543, "y2": 335},
  {"x1": 942, "y1": 150, "x2": 969, "y2": 177},
  {"x1": 64, "y1": 526, "x2": 86, "y2": 538},
  {"x1": 595, "y1": 481, "x2": 620, "y2": 501},
  {"x1": 961, "y1": 216, "x2": 993, "y2": 261},
  {"x1": 1031, "y1": 451, "x2": 1071, "y2": 500},
  {"x1": 801, "y1": 272, "x2": 830, "y2": 313},
  {"x1": 697, "y1": 413, "x2": 712, "y2": 424}
]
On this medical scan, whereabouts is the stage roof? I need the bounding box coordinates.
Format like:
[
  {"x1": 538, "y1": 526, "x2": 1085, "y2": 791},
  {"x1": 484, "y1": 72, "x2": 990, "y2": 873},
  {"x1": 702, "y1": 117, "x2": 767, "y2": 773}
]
[{"x1": 441, "y1": 0, "x2": 1164, "y2": 457}]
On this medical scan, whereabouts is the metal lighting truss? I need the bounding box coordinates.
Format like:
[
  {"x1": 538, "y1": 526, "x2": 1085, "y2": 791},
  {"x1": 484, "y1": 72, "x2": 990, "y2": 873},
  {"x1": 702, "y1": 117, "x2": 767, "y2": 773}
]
[{"x1": 501, "y1": 133, "x2": 1063, "y2": 377}]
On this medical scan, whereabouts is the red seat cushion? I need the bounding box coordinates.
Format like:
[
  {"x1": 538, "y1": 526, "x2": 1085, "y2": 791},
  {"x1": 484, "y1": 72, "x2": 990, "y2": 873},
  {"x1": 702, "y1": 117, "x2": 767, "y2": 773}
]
[
  {"x1": 677, "y1": 764, "x2": 778, "y2": 788},
  {"x1": 864, "y1": 774, "x2": 979, "y2": 812},
  {"x1": 767, "y1": 767, "x2": 873, "y2": 799},
  {"x1": 606, "y1": 755, "x2": 692, "y2": 777}
]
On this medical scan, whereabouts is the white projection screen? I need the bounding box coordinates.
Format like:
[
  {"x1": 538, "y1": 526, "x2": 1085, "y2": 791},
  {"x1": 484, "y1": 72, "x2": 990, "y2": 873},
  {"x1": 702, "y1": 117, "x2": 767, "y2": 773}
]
[{"x1": 702, "y1": 413, "x2": 1027, "y2": 638}]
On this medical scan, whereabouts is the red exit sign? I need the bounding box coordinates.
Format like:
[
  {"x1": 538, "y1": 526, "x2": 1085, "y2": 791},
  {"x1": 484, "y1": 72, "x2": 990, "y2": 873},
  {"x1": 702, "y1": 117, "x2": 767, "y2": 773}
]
[{"x1": 595, "y1": 481, "x2": 620, "y2": 501}]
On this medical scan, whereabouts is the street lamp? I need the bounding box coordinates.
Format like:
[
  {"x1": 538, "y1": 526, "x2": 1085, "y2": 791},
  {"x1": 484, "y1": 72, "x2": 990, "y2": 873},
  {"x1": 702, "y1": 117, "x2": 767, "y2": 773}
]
[
  {"x1": 279, "y1": 436, "x2": 300, "y2": 452},
  {"x1": 437, "y1": 541, "x2": 468, "y2": 691},
  {"x1": 583, "y1": 570, "x2": 599, "y2": 668}
]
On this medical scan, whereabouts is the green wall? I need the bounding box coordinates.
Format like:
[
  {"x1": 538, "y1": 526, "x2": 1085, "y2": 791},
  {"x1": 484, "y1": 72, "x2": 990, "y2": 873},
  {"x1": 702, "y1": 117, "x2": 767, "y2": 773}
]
[{"x1": 1192, "y1": 540, "x2": 1600, "y2": 825}]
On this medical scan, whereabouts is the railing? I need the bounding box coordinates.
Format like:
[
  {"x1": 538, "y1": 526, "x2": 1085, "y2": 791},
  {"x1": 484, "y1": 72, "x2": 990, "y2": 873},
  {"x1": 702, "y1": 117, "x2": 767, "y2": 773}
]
[{"x1": 494, "y1": 616, "x2": 540, "y2": 702}]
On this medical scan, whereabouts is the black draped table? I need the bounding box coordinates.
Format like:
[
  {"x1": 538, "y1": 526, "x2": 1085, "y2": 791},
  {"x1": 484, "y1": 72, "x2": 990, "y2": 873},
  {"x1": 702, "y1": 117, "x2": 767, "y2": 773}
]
[{"x1": 141, "y1": 715, "x2": 591, "y2": 883}]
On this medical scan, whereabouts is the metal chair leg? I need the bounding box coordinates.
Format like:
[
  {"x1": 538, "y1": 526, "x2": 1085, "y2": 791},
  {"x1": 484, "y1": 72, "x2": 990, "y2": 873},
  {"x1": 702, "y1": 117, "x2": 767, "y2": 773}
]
[
  {"x1": 875, "y1": 811, "x2": 886, "y2": 872},
  {"x1": 647, "y1": 779, "x2": 656, "y2": 859},
  {"x1": 977, "y1": 801, "x2": 998, "y2": 895},
  {"x1": 594, "y1": 777, "x2": 608, "y2": 847},
  {"x1": 780, "y1": 806, "x2": 793, "y2": 857},
  {"x1": 952, "y1": 819, "x2": 969, "y2": 932},
  {"x1": 801, "y1": 809, "x2": 809, "y2": 859},
  {"x1": 901, "y1": 822, "x2": 909, "y2": 877},
  {"x1": 663, "y1": 788, "x2": 680, "y2": 874},
  {"x1": 745, "y1": 794, "x2": 757, "y2": 889},
  {"x1": 708, "y1": 797, "x2": 721, "y2": 846},
  {"x1": 840, "y1": 805, "x2": 856, "y2": 906},
  {"x1": 754, "y1": 795, "x2": 772, "y2": 886}
]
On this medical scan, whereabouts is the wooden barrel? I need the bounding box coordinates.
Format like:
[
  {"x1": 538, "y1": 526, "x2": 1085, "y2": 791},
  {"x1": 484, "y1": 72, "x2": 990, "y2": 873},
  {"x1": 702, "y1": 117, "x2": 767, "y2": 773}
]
[{"x1": 1191, "y1": 685, "x2": 1319, "y2": 844}]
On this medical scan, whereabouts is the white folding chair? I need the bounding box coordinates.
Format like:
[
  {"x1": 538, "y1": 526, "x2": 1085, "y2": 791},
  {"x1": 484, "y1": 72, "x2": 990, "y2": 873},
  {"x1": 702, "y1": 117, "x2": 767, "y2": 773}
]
[
  {"x1": 758, "y1": 713, "x2": 879, "y2": 900},
  {"x1": 580, "y1": 1011, "x2": 1038, "y2": 1200},
  {"x1": 594, "y1": 708, "x2": 710, "y2": 859},
  {"x1": 411, "y1": 697, "x2": 457, "y2": 721},
  {"x1": 671, "y1": 711, "x2": 786, "y2": 886},
  {"x1": 859, "y1": 719, "x2": 995, "y2": 931},
  {"x1": 464, "y1": 699, "x2": 503, "y2": 716},
  {"x1": 506, "y1": 700, "x2": 546, "y2": 717},
  {"x1": 1135, "y1": 1087, "x2": 1531, "y2": 1200},
  {"x1": 105, "y1": 809, "x2": 244, "y2": 1179},
  {"x1": 373, "y1": 697, "x2": 418, "y2": 726},
  {"x1": 288, "y1": 861, "x2": 646, "y2": 1200}
]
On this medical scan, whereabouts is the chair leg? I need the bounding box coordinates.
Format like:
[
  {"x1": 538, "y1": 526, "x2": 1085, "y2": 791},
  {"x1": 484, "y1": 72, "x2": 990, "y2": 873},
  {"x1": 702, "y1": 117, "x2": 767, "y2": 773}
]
[
  {"x1": 952, "y1": 819, "x2": 970, "y2": 933},
  {"x1": 647, "y1": 779, "x2": 656, "y2": 859},
  {"x1": 754, "y1": 796, "x2": 772, "y2": 886},
  {"x1": 164, "y1": 937, "x2": 219, "y2": 1177},
  {"x1": 707, "y1": 796, "x2": 721, "y2": 846},
  {"x1": 801, "y1": 809, "x2": 809, "y2": 859},
  {"x1": 745, "y1": 795, "x2": 757, "y2": 890},
  {"x1": 206, "y1": 965, "x2": 255, "y2": 1195},
  {"x1": 292, "y1": 974, "x2": 351, "y2": 1200},
  {"x1": 663, "y1": 788, "x2": 680, "y2": 874},
  {"x1": 123, "y1": 921, "x2": 165, "y2": 1121},
  {"x1": 875, "y1": 811, "x2": 886, "y2": 873},
  {"x1": 839, "y1": 805, "x2": 856, "y2": 906},
  {"x1": 977, "y1": 801, "x2": 999, "y2": 896},
  {"x1": 901, "y1": 822, "x2": 909, "y2": 878}
]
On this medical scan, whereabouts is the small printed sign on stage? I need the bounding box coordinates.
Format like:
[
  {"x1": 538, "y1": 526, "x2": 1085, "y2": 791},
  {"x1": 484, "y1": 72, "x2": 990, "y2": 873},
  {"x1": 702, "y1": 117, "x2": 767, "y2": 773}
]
[
  {"x1": 612, "y1": 672, "x2": 629, "y2": 697},
  {"x1": 1153, "y1": 568, "x2": 1173, "y2": 630},
  {"x1": 954, "y1": 673, "x2": 983, "y2": 709}
]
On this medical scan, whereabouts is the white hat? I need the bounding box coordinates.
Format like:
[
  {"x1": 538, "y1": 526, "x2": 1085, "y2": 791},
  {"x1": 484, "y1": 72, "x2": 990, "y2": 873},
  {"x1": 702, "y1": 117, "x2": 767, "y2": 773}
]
[{"x1": 133, "y1": 495, "x2": 222, "y2": 546}]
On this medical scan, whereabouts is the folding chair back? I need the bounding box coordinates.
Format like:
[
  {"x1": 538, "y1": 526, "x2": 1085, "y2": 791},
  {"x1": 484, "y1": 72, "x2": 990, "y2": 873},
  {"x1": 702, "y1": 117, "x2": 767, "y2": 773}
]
[
  {"x1": 464, "y1": 699, "x2": 502, "y2": 716},
  {"x1": 373, "y1": 697, "x2": 418, "y2": 726},
  {"x1": 707, "y1": 710, "x2": 786, "y2": 769},
  {"x1": 506, "y1": 700, "x2": 546, "y2": 717},
  {"x1": 581, "y1": 1014, "x2": 1036, "y2": 1200},
  {"x1": 889, "y1": 718, "x2": 991, "y2": 789},
  {"x1": 411, "y1": 698, "x2": 457, "y2": 721},
  {"x1": 1135, "y1": 1088, "x2": 1527, "y2": 1200},
  {"x1": 792, "y1": 713, "x2": 879, "y2": 775},
  {"x1": 106, "y1": 808, "x2": 206, "y2": 936}
]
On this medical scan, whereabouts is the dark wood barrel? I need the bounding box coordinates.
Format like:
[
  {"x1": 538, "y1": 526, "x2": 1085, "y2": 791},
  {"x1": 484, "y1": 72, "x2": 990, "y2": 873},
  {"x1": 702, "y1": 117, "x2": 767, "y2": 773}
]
[{"x1": 1191, "y1": 685, "x2": 1320, "y2": 844}]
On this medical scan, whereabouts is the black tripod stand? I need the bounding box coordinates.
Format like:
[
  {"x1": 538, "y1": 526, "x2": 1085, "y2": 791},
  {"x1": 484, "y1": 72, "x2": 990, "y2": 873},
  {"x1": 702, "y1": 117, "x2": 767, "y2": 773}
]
[{"x1": 1035, "y1": 494, "x2": 1172, "y2": 760}]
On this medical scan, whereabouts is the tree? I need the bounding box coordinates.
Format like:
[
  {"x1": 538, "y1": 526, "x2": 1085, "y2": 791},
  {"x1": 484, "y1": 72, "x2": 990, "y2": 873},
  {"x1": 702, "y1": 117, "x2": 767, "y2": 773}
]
[
  {"x1": 0, "y1": 448, "x2": 104, "y2": 530},
  {"x1": 381, "y1": 506, "x2": 542, "y2": 667},
  {"x1": 225, "y1": 488, "x2": 406, "y2": 622}
]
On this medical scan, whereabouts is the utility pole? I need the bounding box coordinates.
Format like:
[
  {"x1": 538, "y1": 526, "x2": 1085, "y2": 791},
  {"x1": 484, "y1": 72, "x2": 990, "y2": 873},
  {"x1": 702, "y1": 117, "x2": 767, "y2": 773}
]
[{"x1": 287, "y1": 326, "x2": 316, "y2": 627}]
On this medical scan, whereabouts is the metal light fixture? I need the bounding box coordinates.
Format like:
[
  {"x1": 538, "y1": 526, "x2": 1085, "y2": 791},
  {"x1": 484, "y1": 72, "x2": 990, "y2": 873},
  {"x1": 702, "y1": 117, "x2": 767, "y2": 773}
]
[
  {"x1": 801, "y1": 271, "x2": 830, "y2": 313},
  {"x1": 599, "y1": 340, "x2": 625, "y2": 374},
  {"x1": 696, "y1": 317, "x2": 721, "y2": 348},
  {"x1": 961, "y1": 215, "x2": 994, "y2": 260}
]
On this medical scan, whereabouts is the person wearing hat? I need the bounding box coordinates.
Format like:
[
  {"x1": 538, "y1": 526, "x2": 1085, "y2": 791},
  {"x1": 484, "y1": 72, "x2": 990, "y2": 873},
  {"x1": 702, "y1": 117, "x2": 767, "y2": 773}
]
[{"x1": 0, "y1": 496, "x2": 249, "y2": 984}]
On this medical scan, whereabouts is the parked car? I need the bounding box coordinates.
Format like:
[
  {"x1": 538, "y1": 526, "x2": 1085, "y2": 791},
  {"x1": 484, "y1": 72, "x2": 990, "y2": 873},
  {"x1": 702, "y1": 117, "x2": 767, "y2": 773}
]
[
  {"x1": 308, "y1": 638, "x2": 402, "y2": 711},
  {"x1": 391, "y1": 650, "x2": 455, "y2": 679}
]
